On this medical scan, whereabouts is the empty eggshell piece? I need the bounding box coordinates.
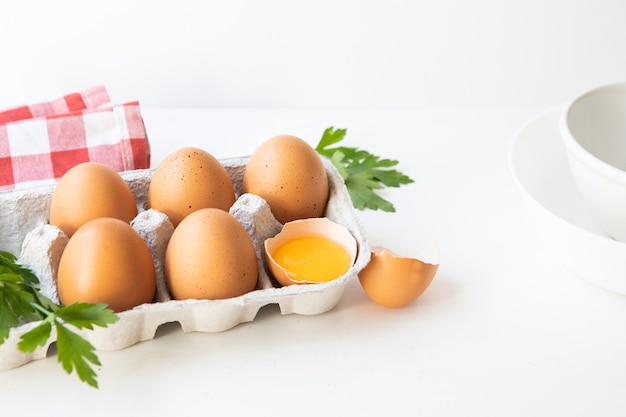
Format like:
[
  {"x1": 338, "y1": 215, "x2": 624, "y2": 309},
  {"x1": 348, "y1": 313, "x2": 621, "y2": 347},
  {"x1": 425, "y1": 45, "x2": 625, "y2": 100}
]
[
  {"x1": 148, "y1": 147, "x2": 236, "y2": 227},
  {"x1": 242, "y1": 135, "x2": 329, "y2": 224},
  {"x1": 264, "y1": 217, "x2": 358, "y2": 286},
  {"x1": 358, "y1": 244, "x2": 439, "y2": 308},
  {"x1": 57, "y1": 217, "x2": 157, "y2": 313},
  {"x1": 49, "y1": 162, "x2": 138, "y2": 238},
  {"x1": 165, "y1": 207, "x2": 258, "y2": 300}
]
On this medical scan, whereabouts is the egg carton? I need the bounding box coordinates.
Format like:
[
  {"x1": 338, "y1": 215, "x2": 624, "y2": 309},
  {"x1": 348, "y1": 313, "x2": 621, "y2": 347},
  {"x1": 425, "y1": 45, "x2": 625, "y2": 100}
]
[{"x1": 0, "y1": 157, "x2": 370, "y2": 370}]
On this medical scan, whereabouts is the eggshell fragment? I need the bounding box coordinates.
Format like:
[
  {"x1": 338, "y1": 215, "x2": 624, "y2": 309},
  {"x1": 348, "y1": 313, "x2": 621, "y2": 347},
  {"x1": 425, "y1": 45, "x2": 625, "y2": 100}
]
[
  {"x1": 358, "y1": 244, "x2": 439, "y2": 308},
  {"x1": 265, "y1": 217, "x2": 358, "y2": 286}
]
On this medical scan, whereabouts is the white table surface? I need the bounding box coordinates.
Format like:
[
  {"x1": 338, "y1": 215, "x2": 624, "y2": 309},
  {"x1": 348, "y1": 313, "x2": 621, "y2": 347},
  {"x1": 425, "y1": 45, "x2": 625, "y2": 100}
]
[{"x1": 3, "y1": 107, "x2": 626, "y2": 417}]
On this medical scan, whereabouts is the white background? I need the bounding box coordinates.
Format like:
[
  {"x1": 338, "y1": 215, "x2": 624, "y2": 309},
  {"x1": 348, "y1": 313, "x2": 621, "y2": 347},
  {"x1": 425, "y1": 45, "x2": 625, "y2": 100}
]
[
  {"x1": 0, "y1": 0, "x2": 624, "y2": 109},
  {"x1": 2, "y1": 2, "x2": 626, "y2": 416}
]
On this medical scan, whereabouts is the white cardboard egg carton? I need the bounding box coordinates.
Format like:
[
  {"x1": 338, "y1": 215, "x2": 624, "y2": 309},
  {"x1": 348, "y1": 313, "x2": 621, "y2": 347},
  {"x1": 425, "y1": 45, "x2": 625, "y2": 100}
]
[{"x1": 0, "y1": 157, "x2": 370, "y2": 370}]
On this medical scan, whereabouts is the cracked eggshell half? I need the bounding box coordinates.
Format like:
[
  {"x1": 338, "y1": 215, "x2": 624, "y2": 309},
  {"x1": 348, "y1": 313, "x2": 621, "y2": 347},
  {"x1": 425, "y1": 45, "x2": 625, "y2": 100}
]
[
  {"x1": 358, "y1": 243, "x2": 439, "y2": 308},
  {"x1": 264, "y1": 217, "x2": 358, "y2": 286}
]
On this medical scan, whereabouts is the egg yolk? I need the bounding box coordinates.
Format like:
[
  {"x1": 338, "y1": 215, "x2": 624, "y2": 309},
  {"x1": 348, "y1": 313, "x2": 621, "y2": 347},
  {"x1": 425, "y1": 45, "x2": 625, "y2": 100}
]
[{"x1": 271, "y1": 235, "x2": 352, "y2": 283}]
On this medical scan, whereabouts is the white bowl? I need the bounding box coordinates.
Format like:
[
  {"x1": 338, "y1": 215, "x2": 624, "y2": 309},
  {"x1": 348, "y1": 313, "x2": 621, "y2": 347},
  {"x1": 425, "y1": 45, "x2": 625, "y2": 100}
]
[
  {"x1": 510, "y1": 106, "x2": 626, "y2": 295},
  {"x1": 559, "y1": 81, "x2": 626, "y2": 242}
]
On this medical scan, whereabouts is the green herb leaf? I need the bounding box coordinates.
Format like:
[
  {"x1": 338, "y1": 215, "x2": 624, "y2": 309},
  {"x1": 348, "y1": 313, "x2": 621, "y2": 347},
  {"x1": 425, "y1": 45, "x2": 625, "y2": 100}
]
[
  {"x1": 0, "y1": 251, "x2": 39, "y2": 285},
  {"x1": 0, "y1": 252, "x2": 119, "y2": 389},
  {"x1": 345, "y1": 180, "x2": 396, "y2": 212},
  {"x1": 315, "y1": 127, "x2": 414, "y2": 212},
  {"x1": 0, "y1": 263, "x2": 44, "y2": 344},
  {"x1": 55, "y1": 302, "x2": 119, "y2": 330},
  {"x1": 17, "y1": 320, "x2": 52, "y2": 352},
  {"x1": 55, "y1": 322, "x2": 102, "y2": 389},
  {"x1": 315, "y1": 127, "x2": 347, "y2": 157}
]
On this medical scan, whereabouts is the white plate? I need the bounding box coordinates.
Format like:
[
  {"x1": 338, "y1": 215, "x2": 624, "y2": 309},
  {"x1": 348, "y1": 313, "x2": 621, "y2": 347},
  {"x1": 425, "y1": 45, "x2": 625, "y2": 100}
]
[{"x1": 510, "y1": 106, "x2": 626, "y2": 295}]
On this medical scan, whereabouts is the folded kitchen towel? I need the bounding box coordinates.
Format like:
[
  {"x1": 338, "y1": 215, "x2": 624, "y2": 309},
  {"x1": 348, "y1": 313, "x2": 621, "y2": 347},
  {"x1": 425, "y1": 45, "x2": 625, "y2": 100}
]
[{"x1": 0, "y1": 85, "x2": 150, "y2": 191}]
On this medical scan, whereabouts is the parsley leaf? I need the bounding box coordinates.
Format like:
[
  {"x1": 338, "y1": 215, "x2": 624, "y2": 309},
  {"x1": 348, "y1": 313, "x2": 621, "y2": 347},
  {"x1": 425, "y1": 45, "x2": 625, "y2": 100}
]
[
  {"x1": 0, "y1": 251, "x2": 39, "y2": 285},
  {"x1": 0, "y1": 252, "x2": 119, "y2": 388},
  {"x1": 55, "y1": 323, "x2": 102, "y2": 388},
  {"x1": 17, "y1": 320, "x2": 52, "y2": 351},
  {"x1": 56, "y1": 302, "x2": 119, "y2": 330},
  {"x1": 315, "y1": 127, "x2": 414, "y2": 212},
  {"x1": 0, "y1": 254, "x2": 44, "y2": 344}
]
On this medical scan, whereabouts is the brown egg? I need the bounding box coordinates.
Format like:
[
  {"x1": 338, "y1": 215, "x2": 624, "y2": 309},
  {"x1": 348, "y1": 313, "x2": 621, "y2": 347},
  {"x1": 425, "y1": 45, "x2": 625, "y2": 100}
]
[
  {"x1": 49, "y1": 162, "x2": 138, "y2": 238},
  {"x1": 242, "y1": 135, "x2": 329, "y2": 224},
  {"x1": 57, "y1": 217, "x2": 156, "y2": 313},
  {"x1": 148, "y1": 147, "x2": 236, "y2": 227},
  {"x1": 358, "y1": 246, "x2": 439, "y2": 308},
  {"x1": 165, "y1": 208, "x2": 258, "y2": 300}
]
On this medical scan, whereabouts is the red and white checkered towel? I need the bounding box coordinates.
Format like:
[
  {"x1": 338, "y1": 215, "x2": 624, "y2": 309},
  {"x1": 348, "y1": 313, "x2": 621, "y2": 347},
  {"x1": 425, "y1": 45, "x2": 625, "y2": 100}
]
[{"x1": 0, "y1": 85, "x2": 150, "y2": 191}]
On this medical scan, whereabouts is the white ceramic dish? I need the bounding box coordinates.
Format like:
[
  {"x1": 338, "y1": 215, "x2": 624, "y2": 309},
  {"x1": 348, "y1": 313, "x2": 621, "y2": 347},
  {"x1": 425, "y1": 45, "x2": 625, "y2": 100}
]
[
  {"x1": 559, "y1": 81, "x2": 626, "y2": 242},
  {"x1": 510, "y1": 106, "x2": 626, "y2": 295}
]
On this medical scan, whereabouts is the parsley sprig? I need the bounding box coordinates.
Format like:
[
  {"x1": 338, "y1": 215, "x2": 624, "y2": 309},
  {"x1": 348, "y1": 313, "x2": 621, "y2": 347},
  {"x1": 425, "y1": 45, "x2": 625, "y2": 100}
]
[
  {"x1": 0, "y1": 250, "x2": 119, "y2": 388},
  {"x1": 315, "y1": 127, "x2": 414, "y2": 212}
]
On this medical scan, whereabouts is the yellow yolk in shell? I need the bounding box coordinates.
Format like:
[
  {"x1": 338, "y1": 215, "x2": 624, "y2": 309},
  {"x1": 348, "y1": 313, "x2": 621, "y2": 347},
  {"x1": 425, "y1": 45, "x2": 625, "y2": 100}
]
[{"x1": 271, "y1": 235, "x2": 352, "y2": 283}]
